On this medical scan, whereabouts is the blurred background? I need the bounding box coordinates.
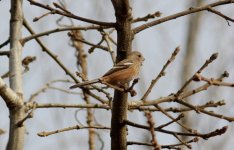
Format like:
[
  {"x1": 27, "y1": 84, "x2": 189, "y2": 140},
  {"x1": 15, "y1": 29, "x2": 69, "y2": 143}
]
[{"x1": 0, "y1": 0, "x2": 234, "y2": 149}]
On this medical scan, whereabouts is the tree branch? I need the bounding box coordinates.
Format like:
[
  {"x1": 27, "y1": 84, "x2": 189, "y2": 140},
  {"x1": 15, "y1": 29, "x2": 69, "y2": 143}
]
[
  {"x1": 27, "y1": 0, "x2": 116, "y2": 27},
  {"x1": 133, "y1": 0, "x2": 234, "y2": 34},
  {"x1": 21, "y1": 25, "x2": 112, "y2": 44},
  {"x1": 110, "y1": 0, "x2": 133, "y2": 150},
  {"x1": 0, "y1": 77, "x2": 22, "y2": 107},
  {"x1": 23, "y1": 19, "x2": 109, "y2": 104},
  {"x1": 207, "y1": 6, "x2": 234, "y2": 26},
  {"x1": 7, "y1": 0, "x2": 25, "y2": 150},
  {"x1": 38, "y1": 125, "x2": 110, "y2": 137},
  {"x1": 0, "y1": 51, "x2": 10, "y2": 57}
]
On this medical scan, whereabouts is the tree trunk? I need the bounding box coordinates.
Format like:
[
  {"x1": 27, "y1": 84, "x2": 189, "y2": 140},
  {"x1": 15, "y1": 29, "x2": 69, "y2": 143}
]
[
  {"x1": 7, "y1": 0, "x2": 25, "y2": 150},
  {"x1": 110, "y1": 1, "x2": 133, "y2": 150},
  {"x1": 180, "y1": 0, "x2": 203, "y2": 145}
]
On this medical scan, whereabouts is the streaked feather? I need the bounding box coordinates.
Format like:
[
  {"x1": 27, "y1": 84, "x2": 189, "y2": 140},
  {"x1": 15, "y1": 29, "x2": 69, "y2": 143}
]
[{"x1": 103, "y1": 60, "x2": 133, "y2": 76}]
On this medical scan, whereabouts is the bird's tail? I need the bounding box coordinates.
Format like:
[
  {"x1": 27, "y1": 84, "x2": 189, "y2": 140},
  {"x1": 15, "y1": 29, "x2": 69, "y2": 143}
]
[{"x1": 70, "y1": 79, "x2": 100, "y2": 89}]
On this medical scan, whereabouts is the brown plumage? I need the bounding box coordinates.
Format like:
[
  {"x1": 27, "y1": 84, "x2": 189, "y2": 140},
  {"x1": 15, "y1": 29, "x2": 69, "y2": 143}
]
[{"x1": 70, "y1": 51, "x2": 144, "y2": 89}]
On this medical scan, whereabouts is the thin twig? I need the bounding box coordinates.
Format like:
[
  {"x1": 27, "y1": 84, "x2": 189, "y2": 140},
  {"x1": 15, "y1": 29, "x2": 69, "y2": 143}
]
[
  {"x1": 197, "y1": 73, "x2": 234, "y2": 87},
  {"x1": 33, "y1": 11, "x2": 55, "y2": 22},
  {"x1": 173, "y1": 133, "x2": 191, "y2": 149},
  {"x1": 128, "y1": 137, "x2": 199, "y2": 149},
  {"x1": 207, "y1": 6, "x2": 234, "y2": 26},
  {"x1": 101, "y1": 30, "x2": 116, "y2": 63},
  {"x1": 17, "y1": 102, "x2": 36, "y2": 127},
  {"x1": 175, "y1": 100, "x2": 234, "y2": 122},
  {"x1": 49, "y1": 86, "x2": 81, "y2": 94},
  {"x1": 155, "y1": 104, "x2": 197, "y2": 133},
  {"x1": 125, "y1": 119, "x2": 228, "y2": 139},
  {"x1": 132, "y1": 11, "x2": 161, "y2": 23},
  {"x1": 28, "y1": 79, "x2": 72, "y2": 102},
  {"x1": 67, "y1": 32, "x2": 109, "y2": 51},
  {"x1": 156, "y1": 113, "x2": 184, "y2": 129},
  {"x1": 161, "y1": 137, "x2": 199, "y2": 149},
  {"x1": 38, "y1": 125, "x2": 110, "y2": 137},
  {"x1": 141, "y1": 47, "x2": 180, "y2": 100},
  {"x1": 176, "y1": 53, "x2": 218, "y2": 96},
  {"x1": 129, "y1": 100, "x2": 225, "y2": 113},
  {"x1": 0, "y1": 39, "x2": 10, "y2": 49},
  {"x1": 21, "y1": 25, "x2": 111, "y2": 44}
]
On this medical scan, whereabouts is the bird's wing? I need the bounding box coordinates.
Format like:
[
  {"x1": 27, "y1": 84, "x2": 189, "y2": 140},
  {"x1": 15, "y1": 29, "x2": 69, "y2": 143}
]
[{"x1": 103, "y1": 59, "x2": 134, "y2": 76}]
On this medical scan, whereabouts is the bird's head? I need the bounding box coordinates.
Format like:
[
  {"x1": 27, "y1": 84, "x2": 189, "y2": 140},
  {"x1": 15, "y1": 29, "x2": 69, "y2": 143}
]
[{"x1": 127, "y1": 51, "x2": 145, "y2": 62}]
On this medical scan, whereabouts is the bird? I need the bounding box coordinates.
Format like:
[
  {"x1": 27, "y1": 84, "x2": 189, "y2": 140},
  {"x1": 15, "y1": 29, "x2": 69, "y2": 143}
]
[{"x1": 70, "y1": 51, "x2": 144, "y2": 89}]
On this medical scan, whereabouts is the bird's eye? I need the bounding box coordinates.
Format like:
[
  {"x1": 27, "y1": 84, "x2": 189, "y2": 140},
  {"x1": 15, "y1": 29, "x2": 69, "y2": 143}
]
[{"x1": 138, "y1": 54, "x2": 141, "y2": 57}]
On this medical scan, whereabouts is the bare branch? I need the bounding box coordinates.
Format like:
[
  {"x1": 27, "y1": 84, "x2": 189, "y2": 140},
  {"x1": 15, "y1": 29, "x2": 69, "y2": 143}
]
[
  {"x1": 207, "y1": 6, "x2": 234, "y2": 26},
  {"x1": 25, "y1": 100, "x2": 225, "y2": 113},
  {"x1": 175, "y1": 100, "x2": 234, "y2": 122},
  {"x1": 196, "y1": 73, "x2": 234, "y2": 87},
  {"x1": 38, "y1": 125, "x2": 110, "y2": 137},
  {"x1": 125, "y1": 119, "x2": 228, "y2": 139},
  {"x1": 101, "y1": 30, "x2": 116, "y2": 63},
  {"x1": 21, "y1": 25, "x2": 111, "y2": 44},
  {"x1": 132, "y1": 71, "x2": 228, "y2": 107},
  {"x1": 0, "y1": 51, "x2": 10, "y2": 57},
  {"x1": 27, "y1": 0, "x2": 116, "y2": 27},
  {"x1": 155, "y1": 104, "x2": 197, "y2": 133},
  {"x1": 141, "y1": 47, "x2": 180, "y2": 100},
  {"x1": 26, "y1": 102, "x2": 110, "y2": 110},
  {"x1": 127, "y1": 141, "x2": 153, "y2": 147},
  {"x1": 156, "y1": 113, "x2": 184, "y2": 129},
  {"x1": 176, "y1": 53, "x2": 218, "y2": 96},
  {"x1": 173, "y1": 133, "x2": 191, "y2": 149},
  {"x1": 145, "y1": 112, "x2": 160, "y2": 149},
  {"x1": 128, "y1": 137, "x2": 199, "y2": 149},
  {"x1": 32, "y1": 11, "x2": 55, "y2": 22},
  {"x1": 0, "y1": 38, "x2": 10, "y2": 49},
  {"x1": 28, "y1": 79, "x2": 73, "y2": 102},
  {"x1": 133, "y1": 0, "x2": 234, "y2": 34},
  {"x1": 132, "y1": 11, "x2": 161, "y2": 23},
  {"x1": 67, "y1": 32, "x2": 109, "y2": 51},
  {"x1": 0, "y1": 77, "x2": 22, "y2": 107},
  {"x1": 129, "y1": 100, "x2": 225, "y2": 112},
  {"x1": 16, "y1": 102, "x2": 36, "y2": 127},
  {"x1": 23, "y1": 19, "x2": 109, "y2": 104}
]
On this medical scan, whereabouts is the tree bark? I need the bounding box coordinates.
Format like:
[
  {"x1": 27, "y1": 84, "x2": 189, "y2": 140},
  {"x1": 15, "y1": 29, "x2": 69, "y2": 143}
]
[
  {"x1": 110, "y1": 1, "x2": 133, "y2": 150},
  {"x1": 72, "y1": 30, "x2": 96, "y2": 150},
  {"x1": 6, "y1": 0, "x2": 25, "y2": 150},
  {"x1": 180, "y1": 0, "x2": 203, "y2": 145}
]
